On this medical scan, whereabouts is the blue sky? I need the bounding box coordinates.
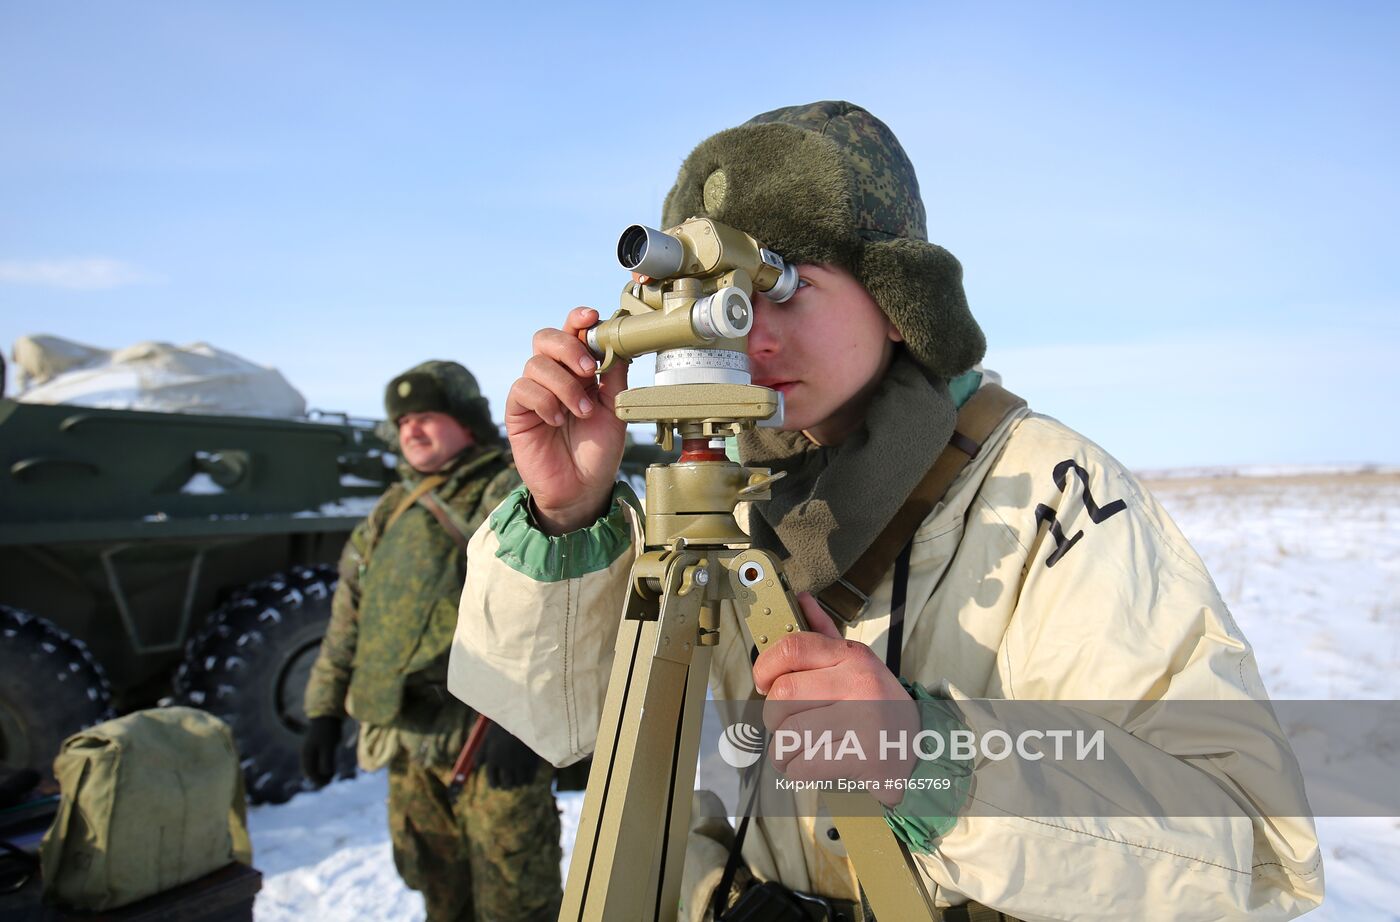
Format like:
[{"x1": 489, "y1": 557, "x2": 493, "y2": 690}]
[{"x1": 2, "y1": 1, "x2": 1396, "y2": 468}]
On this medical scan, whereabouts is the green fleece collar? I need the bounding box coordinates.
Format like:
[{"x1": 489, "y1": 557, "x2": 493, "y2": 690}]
[
  {"x1": 738, "y1": 351, "x2": 958, "y2": 595},
  {"x1": 722, "y1": 368, "x2": 982, "y2": 463}
]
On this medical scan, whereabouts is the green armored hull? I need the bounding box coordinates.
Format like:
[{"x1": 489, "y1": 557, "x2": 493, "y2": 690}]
[
  {"x1": 0, "y1": 396, "x2": 392, "y2": 802},
  {"x1": 0, "y1": 395, "x2": 673, "y2": 803}
]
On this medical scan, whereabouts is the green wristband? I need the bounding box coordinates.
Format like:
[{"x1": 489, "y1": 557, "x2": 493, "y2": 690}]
[
  {"x1": 489, "y1": 482, "x2": 639, "y2": 582},
  {"x1": 883, "y1": 680, "x2": 975, "y2": 854}
]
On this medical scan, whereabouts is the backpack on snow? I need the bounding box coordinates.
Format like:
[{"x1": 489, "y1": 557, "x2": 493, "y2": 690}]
[{"x1": 39, "y1": 706, "x2": 252, "y2": 910}]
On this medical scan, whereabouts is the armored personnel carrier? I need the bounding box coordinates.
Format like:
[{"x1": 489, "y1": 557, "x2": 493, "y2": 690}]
[
  {"x1": 0, "y1": 389, "x2": 390, "y2": 803},
  {"x1": 0, "y1": 370, "x2": 674, "y2": 805}
]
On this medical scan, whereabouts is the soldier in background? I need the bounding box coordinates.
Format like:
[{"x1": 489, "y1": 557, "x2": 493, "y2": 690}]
[{"x1": 301, "y1": 360, "x2": 562, "y2": 922}]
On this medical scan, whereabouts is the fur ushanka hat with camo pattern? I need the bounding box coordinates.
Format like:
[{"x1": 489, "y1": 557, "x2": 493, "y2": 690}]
[
  {"x1": 661, "y1": 100, "x2": 985, "y2": 380},
  {"x1": 385, "y1": 360, "x2": 499, "y2": 446}
]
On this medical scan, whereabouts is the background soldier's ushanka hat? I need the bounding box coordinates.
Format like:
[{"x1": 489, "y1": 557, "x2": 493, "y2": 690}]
[
  {"x1": 385, "y1": 360, "x2": 499, "y2": 445},
  {"x1": 661, "y1": 100, "x2": 985, "y2": 379}
]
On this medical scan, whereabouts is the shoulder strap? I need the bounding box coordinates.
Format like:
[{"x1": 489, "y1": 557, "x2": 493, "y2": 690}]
[
  {"x1": 418, "y1": 491, "x2": 472, "y2": 556},
  {"x1": 417, "y1": 455, "x2": 511, "y2": 556},
  {"x1": 711, "y1": 774, "x2": 760, "y2": 919},
  {"x1": 817, "y1": 383, "x2": 1027, "y2": 625},
  {"x1": 885, "y1": 539, "x2": 914, "y2": 677},
  {"x1": 359, "y1": 474, "x2": 448, "y2": 563},
  {"x1": 386, "y1": 474, "x2": 447, "y2": 532}
]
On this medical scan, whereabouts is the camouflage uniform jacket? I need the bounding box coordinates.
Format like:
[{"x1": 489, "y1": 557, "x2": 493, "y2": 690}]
[{"x1": 305, "y1": 445, "x2": 518, "y2": 763}]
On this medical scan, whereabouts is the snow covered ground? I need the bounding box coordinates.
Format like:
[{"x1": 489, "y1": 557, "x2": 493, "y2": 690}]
[{"x1": 248, "y1": 470, "x2": 1400, "y2": 921}]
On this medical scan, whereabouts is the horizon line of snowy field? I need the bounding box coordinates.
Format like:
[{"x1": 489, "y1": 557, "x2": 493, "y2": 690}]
[{"x1": 249, "y1": 470, "x2": 1400, "y2": 922}]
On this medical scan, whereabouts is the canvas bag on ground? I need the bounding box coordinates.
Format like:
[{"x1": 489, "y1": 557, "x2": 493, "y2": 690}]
[{"x1": 39, "y1": 706, "x2": 253, "y2": 910}]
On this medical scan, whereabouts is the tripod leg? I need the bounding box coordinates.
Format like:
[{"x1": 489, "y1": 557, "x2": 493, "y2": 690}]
[
  {"x1": 726, "y1": 549, "x2": 939, "y2": 922},
  {"x1": 823, "y1": 791, "x2": 940, "y2": 920},
  {"x1": 561, "y1": 607, "x2": 652, "y2": 919},
  {"x1": 560, "y1": 552, "x2": 704, "y2": 922},
  {"x1": 657, "y1": 643, "x2": 712, "y2": 920}
]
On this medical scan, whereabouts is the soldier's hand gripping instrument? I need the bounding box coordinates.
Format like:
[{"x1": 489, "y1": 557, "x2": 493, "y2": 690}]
[{"x1": 562, "y1": 219, "x2": 939, "y2": 922}]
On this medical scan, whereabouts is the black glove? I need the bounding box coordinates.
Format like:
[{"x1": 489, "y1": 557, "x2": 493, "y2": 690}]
[
  {"x1": 477, "y1": 723, "x2": 544, "y2": 790},
  {"x1": 301, "y1": 716, "x2": 343, "y2": 788}
]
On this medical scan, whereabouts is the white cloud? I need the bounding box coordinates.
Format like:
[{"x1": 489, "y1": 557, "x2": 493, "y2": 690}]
[{"x1": 0, "y1": 258, "x2": 156, "y2": 290}]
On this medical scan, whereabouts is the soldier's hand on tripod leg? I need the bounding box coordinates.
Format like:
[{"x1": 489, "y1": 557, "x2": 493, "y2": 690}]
[
  {"x1": 506, "y1": 307, "x2": 629, "y2": 536},
  {"x1": 478, "y1": 722, "x2": 546, "y2": 790},
  {"x1": 300, "y1": 715, "x2": 343, "y2": 788},
  {"x1": 753, "y1": 593, "x2": 921, "y2": 807}
]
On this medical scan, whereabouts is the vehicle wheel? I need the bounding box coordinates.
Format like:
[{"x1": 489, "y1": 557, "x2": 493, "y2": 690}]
[
  {"x1": 0, "y1": 605, "x2": 113, "y2": 781},
  {"x1": 174, "y1": 565, "x2": 357, "y2": 805}
]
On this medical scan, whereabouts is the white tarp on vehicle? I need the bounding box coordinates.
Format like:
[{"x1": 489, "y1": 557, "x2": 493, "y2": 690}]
[{"x1": 10, "y1": 334, "x2": 307, "y2": 418}]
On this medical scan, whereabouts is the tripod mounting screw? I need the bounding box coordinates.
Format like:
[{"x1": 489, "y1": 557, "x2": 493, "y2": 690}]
[{"x1": 679, "y1": 564, "x2": 709, "y2": 597}]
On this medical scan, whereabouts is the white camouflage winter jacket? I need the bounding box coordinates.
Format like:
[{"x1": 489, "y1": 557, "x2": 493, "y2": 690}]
[{"x1": 448, "y1": 385, "x2": 1323, "y2": 922}]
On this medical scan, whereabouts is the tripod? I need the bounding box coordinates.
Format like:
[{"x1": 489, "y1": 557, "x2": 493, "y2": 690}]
[{"x1": 558, "y1": 381, "x2": 938, "y2": 922}]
